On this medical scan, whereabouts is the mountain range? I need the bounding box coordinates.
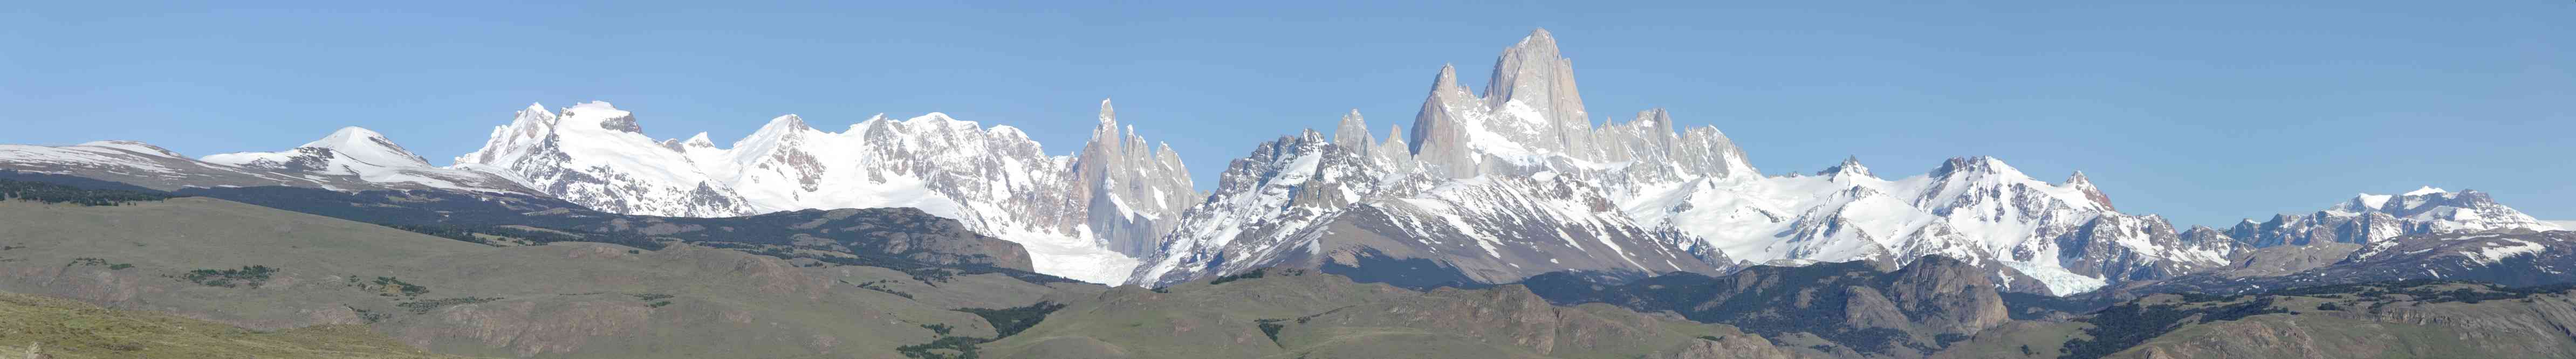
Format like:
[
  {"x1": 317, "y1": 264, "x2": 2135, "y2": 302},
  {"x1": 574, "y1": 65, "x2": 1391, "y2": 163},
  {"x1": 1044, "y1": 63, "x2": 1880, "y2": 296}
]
[
  {"x1": 2, "y1": 28, "x2": 2572, "y2": 358},
  {"x1": 0, "y1": 29, "x2": 2560, "y2": 296}
]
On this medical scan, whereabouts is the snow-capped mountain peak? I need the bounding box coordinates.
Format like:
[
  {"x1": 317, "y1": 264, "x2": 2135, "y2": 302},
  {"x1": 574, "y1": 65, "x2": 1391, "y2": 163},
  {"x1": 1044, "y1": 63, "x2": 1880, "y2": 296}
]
[
  {"x1": 187, "y1": 126, "x2": 535, "y2": 195},
  {"x1": 7, "y1": 132, "x2": 542, "y2": 197},
  {"x1": 203, "y1": 126, "x2": 428, "y2": 172},
  {"x1": 1818, "y1": 155, "x2": 1874, "y2": 179},
  {"x1": 2235, "y1": 187, "x2": 2561, "y2": 248},
  {"x1": 446, "y1": 99, "x2": 1199, "y2": 284},
  {"x1": 1913, "y1": 156, "x2": 2106, "y2": 213},
  {"x1": 1153, "y1": 29, "x2": 2560, "y2": 294},
  {"x1": 12, "y1": 29, "x2": 2563, "y2": 299},
  {"x1": 2405, "y1": 186, "x2": 2448, "y2": 196},
  {"x1": 1333, "y1": 109, "x2": 1374, "y2": 150},
  {"x1": 2064, "y1": 170, "x2": 2114, "y2": 211},
  {"x1": 1096, "y1": 98, "x2": 1116, "y2": 125},
  {"x1": 305, "y1": 127, "x2": 431, "y2": 167},
  {"x1": 562, "y1": 101, "x2": 644, "y2": 134}
]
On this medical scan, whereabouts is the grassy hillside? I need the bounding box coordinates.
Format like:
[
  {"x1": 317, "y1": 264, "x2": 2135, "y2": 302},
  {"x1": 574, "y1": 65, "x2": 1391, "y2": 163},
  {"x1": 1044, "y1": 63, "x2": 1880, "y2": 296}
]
[
  {"x1": 1937, "y1": 281, "x2": 2576, "y2": 358},
  {"x1": 0, "y1": 291, "x2": 459, "y2": 358},
  {"x1": 981, "y1": 268, "x2": 1820, "y2": 358},
  {"x1": 0, "y1": 197, "x2": 1097, "y2": 358}
]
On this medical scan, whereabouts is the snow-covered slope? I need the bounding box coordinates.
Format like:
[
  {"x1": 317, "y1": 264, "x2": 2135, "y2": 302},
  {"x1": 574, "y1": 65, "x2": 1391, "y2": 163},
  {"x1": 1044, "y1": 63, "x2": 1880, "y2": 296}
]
[
  {"x1": 1, "y1": 141, "x2": 333, "y2": 190},
  {"x1": 451, "y1": 100, "x2": 1195, "y2": 284},
  {"x1": 1618, "y1": 155, "x2": 2235, "y2": 295},
  {"x1": 0, "y1": 130, "x2": 537, "y2": 196},
  {"x1": 1133, "y1": 29, "x2": 1756, "y2": 287},
  {"x1": 200, "y1": 127, "x2": 534, "y2": 194},
  {"x1": 1131, "y1": 29, "x2": 2235, "y2": 295},
  {"x1": 1131, "y1": 128, "x2": 1405, "y2": 286},
  {"x1": 13, "y1": 28, "x2": 2561, "y2": 295},
  {"x1": 1129, "y1": 113, "x2": 1730, "y2": 287},
  {"x1": 453, "y1": 102, "x2": 756, "y2": 217},
  {"x1": 2228, "y1": 187, "x2": 2563, "y2": 248}
]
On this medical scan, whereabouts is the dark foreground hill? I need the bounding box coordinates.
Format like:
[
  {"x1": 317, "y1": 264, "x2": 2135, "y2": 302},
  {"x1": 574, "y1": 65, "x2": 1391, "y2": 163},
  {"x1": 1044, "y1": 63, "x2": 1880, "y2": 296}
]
[
  {"x1": 3, "y1": 170, "x2": 1038, "y2": 273},
  {"x1": 1940, "y1": 280, "x2": 2576, "y2": 358},
  {"x1": 0, "y1": 193, "x2": 1094, "y2": 357}
]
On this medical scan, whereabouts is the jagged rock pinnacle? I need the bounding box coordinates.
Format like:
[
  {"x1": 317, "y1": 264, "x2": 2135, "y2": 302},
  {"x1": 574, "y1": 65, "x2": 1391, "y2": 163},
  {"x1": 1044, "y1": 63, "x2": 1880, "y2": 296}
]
[
  {"x1": 1433, "y1": 63, "x2": 1461, "y2": 90},
  {"x1": 1334, "y1": 109, "x2": 1373, "y2": 149},
  {"x1": 1098, "y1": 98, "x2": 1116, "y2": 125}
]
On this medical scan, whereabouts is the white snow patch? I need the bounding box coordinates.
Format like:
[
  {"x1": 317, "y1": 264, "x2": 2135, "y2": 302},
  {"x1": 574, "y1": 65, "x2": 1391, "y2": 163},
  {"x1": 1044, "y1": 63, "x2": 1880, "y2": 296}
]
[
  {"x1": 2404, "y1": 186, "x2": 2448, "y2": 196},
  {"x1": 2003, "y1": 261, "x2": 2107, "y2": 295},
  {"x1": 2464, "y1": 239, "x2": 2547, "y2": 265},
  {"x1": 2546, "y1": 220, "x2": 2576, "y2": 231}
]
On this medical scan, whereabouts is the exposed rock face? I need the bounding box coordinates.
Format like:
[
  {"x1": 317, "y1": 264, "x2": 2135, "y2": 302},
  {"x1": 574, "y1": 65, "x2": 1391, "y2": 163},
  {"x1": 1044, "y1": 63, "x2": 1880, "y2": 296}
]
[
  {"x1": 1073, "y1": 100, "x2": 1201, "y2": 257},
  {"x1": 1885, "y1": 257, "x2": 2015, "y2": 334},
  {"x1": 1409, "y1": 30, "x2": 1758, "y2": 182},
  {"x1": 1482, "y1": 28, "x2": 1591, "y2": 160},
  {"x1": 454, "y1": 100, "x2": 1195, "y2": 284},
  {"x1": 2055, "y1": 214, "x2": 2234, "y2": 283}
]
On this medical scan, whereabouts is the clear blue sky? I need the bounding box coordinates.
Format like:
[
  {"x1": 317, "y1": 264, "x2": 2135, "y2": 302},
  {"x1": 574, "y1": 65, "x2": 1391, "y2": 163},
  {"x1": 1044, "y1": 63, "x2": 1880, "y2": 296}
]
[{"x1": 5, "y1": 2, "x2": 2570, "y2": 226}]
